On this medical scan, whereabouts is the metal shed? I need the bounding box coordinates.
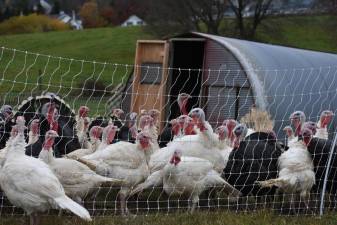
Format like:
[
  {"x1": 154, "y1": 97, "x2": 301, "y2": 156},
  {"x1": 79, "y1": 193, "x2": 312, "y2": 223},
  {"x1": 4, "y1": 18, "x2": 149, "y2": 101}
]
[{"x1": 121, "y1": 32, "x2": 337, "y2": 135}]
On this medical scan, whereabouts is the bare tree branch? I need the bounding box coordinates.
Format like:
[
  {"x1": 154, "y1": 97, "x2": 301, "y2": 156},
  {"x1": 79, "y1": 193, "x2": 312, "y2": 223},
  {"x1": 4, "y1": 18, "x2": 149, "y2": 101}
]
[{"x1": 228, "y1": 0, "x2": 274, "y2": 38}]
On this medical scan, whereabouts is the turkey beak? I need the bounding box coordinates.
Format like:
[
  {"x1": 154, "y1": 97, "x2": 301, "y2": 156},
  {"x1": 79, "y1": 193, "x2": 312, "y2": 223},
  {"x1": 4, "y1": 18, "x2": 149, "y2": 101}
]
[{"x1": 49, "y1": 130, "x2": 59, "y2": 138}]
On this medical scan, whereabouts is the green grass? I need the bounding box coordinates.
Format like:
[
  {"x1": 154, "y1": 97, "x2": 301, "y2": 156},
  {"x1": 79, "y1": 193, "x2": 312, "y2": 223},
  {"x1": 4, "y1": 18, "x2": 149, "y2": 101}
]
[
  {"x1": 0, "y1": 26, "x2": 152, "y2": 64},
  {"x1": 256, "y1": 15, "x2": 337, "y2": 53},
  {"x1": 0, "y1": 26, "x2": 152, "y2": 91},
  {"x1": 0, "y1": 26, "x2": 153, "y2": 115},
  {"x1": 1, "y1": 211, "x2": 337, "y2": 225}
]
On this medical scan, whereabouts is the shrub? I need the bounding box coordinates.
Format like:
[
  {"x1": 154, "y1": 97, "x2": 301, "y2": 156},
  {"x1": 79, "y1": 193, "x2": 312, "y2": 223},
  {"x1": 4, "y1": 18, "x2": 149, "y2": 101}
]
[
  {"x1": 0, "y1": 14, "x2": 70, "y2": 35},
  {"x1": 79, "y1": 1, "x2": 107, "y2": 28}
]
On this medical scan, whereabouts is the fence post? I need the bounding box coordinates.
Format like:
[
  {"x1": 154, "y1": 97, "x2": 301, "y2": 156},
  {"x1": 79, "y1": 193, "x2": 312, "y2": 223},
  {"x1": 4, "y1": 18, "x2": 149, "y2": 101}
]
[{"x1": 319, "y1": 132, "x2": 337, "y2": 216}]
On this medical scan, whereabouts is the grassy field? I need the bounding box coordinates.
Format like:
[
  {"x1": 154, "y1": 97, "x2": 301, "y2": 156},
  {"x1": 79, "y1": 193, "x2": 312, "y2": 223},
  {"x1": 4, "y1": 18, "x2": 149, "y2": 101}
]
[
  {"x1": 0, "y1": 26, "x2": 153, "y2": 115},
  {"x1": 1, "y1": 211, "x2": 337, "y2": 225},
  {"x1": 256, "y1": 15, "x2": 337, "y2": 53},
  {"x1": 0, "y1": 26, "x2": 153, "y2": 64}
]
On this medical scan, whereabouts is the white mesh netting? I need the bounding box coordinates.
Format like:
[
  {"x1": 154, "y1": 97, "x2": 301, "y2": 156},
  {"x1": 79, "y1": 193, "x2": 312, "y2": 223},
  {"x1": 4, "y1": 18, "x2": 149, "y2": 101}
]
[{"x1": 0, "y1": 46, "x2": 336, "y2": 218}]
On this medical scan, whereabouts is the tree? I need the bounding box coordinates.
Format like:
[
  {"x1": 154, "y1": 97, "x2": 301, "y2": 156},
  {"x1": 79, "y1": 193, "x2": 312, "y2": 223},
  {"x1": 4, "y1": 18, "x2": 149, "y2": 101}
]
[
  {"x1": 79, "y1": 0, "x2": 107, "y2": 28},
  {"x1": 52, "y1": 1, "x2": 61, "y2": 14},
  {"x1": 95, "y1": 0, "x2": 146, "y2": 25},
  {"x1": 228, "y1": 0, "x2": 274, "y2": 39},
  {"x1": 56, "y1": 0, "x2": 86, "y2": 13},
  {"x1": 144, "y1": 0, "x2": 227, "y2": 36},
  {"x1": 100, "y1": 6, "x2": 119, "y2": 25},
  {"x1": 184, "y1": 0, "x2": 227, "y2": 34}
]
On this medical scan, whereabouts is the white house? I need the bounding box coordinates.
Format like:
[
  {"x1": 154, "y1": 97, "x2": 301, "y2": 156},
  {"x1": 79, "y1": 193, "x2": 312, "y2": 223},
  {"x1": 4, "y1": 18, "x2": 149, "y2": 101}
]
[
  {"x1": 57, "y1": 11, "x2": 83, "y2": 30},
  {"x1": 121, "y1": 15, "x2": 146, "y2": 27}
]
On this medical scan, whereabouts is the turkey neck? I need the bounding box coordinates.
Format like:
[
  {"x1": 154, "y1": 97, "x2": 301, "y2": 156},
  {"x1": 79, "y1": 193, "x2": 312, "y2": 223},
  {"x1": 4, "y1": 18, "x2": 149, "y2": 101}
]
[
  {"x1": 91, "y1": 138, "x2": 102, "y2": 152},
  {"x1": 28, "y1": 130, "x2": 39, "y2": 145},
  {"x1": 5, "y1": 133, "x2": 27, "y2": 159},
  {"x1": 39, "y1": 138, "x2": 56, "y2": 164},
  {"x1": 97, "y1": 136, "x2": 110, "y2": 151},
  {"x1": 76, "y1": 117, "x2": 83, "y2": 132},
  {"x1": 180, "y1": 102, "x2": 188, "y2": 115},
  {"x1": 39, "y1": 147, "x2": 55, "y2": 164},
  {"x1": 217, "y1": 137, "x2": 227, "y2": 149},
  {"x1": 137, "y1": 141, "x2": 154, "y2": 163},
  {"x1": 199, "y1": 122, "x2": 218, "y2": 148}
]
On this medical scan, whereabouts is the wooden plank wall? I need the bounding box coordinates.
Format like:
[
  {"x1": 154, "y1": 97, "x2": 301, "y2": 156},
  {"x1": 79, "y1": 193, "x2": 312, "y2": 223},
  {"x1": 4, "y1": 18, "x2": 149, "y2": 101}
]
[{"x1": 131, "y1": 40, "x2": 169, "y2": 131}]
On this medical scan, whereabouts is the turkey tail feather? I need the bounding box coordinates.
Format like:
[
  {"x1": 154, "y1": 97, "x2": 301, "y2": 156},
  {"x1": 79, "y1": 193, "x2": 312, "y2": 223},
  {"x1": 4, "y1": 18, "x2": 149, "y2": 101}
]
[
  {"x1": 76, "y1": 158, "x2": 97, "y2": 171},
  {"x1": 53, "y1": 196, "x2": 91, "y2": 221}
]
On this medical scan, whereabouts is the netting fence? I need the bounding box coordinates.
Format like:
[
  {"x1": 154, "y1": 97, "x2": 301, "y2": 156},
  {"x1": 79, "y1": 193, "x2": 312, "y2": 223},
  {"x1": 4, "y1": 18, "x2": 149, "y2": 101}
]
[{"x1": 0, "y1": 46, "x2": 337, "y2": 217}]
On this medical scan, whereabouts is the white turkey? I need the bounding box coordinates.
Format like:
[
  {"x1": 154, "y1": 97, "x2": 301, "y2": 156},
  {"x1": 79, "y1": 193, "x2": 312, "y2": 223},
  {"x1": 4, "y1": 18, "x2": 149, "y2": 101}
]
[
  {"x1": 283, "y1": 125, "x2": 295, "y2": 145},
  {"x1": 78, "y1": 117, "x2": 91, "y2": 149},
  {"x1": 131, "y1": 149, "x2": 241, "y2": 212},
  {"x1": 0, "y1": 117, "x2": 91, "y2": 224},
  {"x1": 256, "y1": 127, "x2": 315, "y2": 208},
  {"x1": 175, "y1": 107, "x2": 219, "y2": 148},
  {"x1": 177, "y1": 93, "x2": 191, "y2": 115},
  {"x1": 214, "y1": 125, "x2": 233, "y2": 168},
  {"x1": 76, "y1": 106, "x2": 90, "y2": 149},
  {"x1": 28, "y1": 119, "x2": 40, "y2": 145},
  {"x1": 132, "y1": 109, "x2": 225, "y2": 195},
  {"x1": 149, "y1": 108, "x2": 225, "y2": 174},
  {"x1": 76, "y1": 106, "x2": 89, "y2": 125},
  {"x1": 77, "y1": 131, "x2": 155, "y2": 215},
  {"x1": 38, "y1": 130, "x2": 123, "y2": 203},
  {"x1": 0, "y1": 116, "x2": 27, "y2": 160},
  {"x1": 0, "y1": 123, "x2": 21, "y2": 167},
  {"x1": 96, "y1": 124, "x2": 118, "y2": 151},
  {"x1": 169, "y1": 118, "x2": 182, "y2": 139},
  {"x1": 177, "y1": 115, "x2": 197, "y2": 136},
  {"x1": 139, "y1": 114, "x2": 160, "y2": 150},
  {"x1": 65, "y1": 125, "x2": 103, "y2": 159},
  {"x1": 222, "y1": 119, "x2": 238, "y2": 147},
  {"x1": 314, "y1": 110, "x2": 334, "y2": 140},
  {"x1": 289, "y1": 110, "x2": 306, "y2": 137}
]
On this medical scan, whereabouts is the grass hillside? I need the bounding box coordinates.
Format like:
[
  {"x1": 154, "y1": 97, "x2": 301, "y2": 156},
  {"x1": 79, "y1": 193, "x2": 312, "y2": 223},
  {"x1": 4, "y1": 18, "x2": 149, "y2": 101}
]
[
  {"x1": 0, "y1": 26, "x2": 153, "y2": 114},
  {"x1": 256, "y1": 15, "x2": 337, "y2": 53},
  {"x1": 0, "y1": 26, "x2": 152, "y2": 64}
]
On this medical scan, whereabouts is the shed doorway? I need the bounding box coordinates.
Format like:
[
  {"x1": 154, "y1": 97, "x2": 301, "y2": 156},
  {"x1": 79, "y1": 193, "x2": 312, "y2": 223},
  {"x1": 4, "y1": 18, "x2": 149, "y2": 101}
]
[{"x1": 167, "y1": 39, "x2": 205, "y2": 120}]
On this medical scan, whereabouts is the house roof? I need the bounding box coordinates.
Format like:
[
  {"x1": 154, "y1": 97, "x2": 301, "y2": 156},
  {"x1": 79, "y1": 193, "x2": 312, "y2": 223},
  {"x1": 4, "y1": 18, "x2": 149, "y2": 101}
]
[
  {"x1": 188, "y1": 32, "x2": 337, "y2": 132},
  {"x1": 125, "y1": 15, "x2": 143, "y2": 21}
]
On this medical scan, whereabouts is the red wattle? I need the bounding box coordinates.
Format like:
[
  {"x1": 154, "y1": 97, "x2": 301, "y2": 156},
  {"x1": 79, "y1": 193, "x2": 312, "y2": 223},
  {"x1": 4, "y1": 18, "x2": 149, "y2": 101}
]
[
  {"x1": 43, "y1": 138, "x2": 54, "y2": 150},
  {"x1": 180, "y1": 105, "x2": 188, "y2": 115},
  {"x1": 51, "y1": 121, "x2": 58, "y2": 132}
]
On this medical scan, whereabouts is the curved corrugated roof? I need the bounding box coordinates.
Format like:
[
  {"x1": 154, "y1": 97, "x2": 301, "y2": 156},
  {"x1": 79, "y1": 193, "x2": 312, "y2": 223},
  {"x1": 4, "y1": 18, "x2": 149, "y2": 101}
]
[{"x1": 192, "y1": 32, "x2": 337, "y2": 134}]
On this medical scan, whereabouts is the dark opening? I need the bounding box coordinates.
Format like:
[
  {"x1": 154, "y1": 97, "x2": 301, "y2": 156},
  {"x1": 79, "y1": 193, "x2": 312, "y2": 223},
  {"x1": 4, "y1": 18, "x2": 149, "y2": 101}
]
[{"x1": 167, "y1": 40, "x2": 204, "y2": 120}]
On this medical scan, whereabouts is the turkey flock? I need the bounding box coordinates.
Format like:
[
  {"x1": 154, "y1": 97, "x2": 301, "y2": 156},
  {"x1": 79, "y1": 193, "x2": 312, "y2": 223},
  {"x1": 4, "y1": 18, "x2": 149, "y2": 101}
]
[{"x1": 0, "y1": 92, "x2": 336, "y2": 224}]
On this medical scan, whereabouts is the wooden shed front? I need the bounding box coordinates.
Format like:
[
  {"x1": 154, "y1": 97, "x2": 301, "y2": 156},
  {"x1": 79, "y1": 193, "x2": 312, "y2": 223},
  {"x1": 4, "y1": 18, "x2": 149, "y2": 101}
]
[{"x1": 131, "y1": 40, "x2": 169, "y2": 131}]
